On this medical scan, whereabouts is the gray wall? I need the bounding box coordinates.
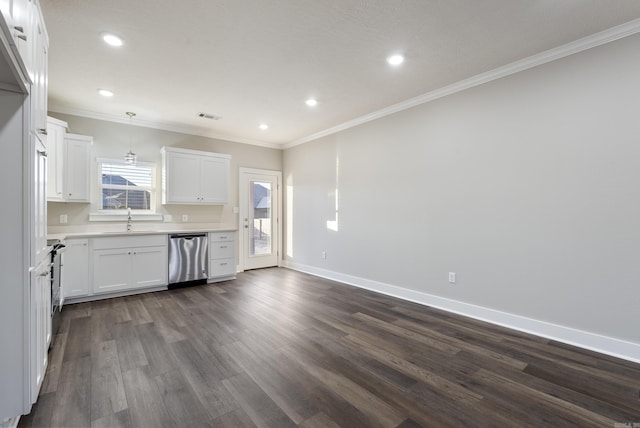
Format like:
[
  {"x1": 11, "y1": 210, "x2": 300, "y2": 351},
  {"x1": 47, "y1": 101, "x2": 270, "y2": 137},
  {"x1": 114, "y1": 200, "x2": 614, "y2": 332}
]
[
  {"x1": 283, "y1": 33, "x2": 640, "y2": 346},
  {"x1": 48, "y1": 113, "x2": 282, "y2": 231}
]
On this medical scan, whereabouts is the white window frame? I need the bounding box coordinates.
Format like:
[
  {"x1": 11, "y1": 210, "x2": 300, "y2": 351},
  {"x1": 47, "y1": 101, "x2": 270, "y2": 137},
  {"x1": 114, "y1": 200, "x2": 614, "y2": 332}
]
[{"x1": 90, "y1": 158, "x2": 163, "y2": 222}]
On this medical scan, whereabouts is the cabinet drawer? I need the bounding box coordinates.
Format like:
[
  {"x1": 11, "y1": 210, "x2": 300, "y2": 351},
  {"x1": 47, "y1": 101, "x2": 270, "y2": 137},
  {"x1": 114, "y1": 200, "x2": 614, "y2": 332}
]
[
  {"x1": 210, "y1": 258, "x2": 235, "y2": 277},
  {"x1": 210, "y1": 241, "x2": 234, "y2": 259},
  {"x1": 209, "y1": 231, "x2": 235, "y2": 243},
  {"x1": 92, "y1": 234, "x2": 167, "y2": 250}
]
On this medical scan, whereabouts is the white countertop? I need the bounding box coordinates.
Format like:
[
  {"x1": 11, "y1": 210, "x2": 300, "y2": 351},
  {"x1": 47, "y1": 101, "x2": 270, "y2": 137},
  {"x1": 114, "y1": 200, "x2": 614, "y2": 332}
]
[{"x1": 49, "y1": 228, "x2": 237, "y2": 241}]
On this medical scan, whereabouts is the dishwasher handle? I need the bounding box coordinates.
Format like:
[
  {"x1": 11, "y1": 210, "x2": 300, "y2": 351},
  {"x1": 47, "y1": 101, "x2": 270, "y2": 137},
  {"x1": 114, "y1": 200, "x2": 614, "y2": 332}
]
[{"x1": 170, "y1": 233, "x2": 207, "y2": 240}]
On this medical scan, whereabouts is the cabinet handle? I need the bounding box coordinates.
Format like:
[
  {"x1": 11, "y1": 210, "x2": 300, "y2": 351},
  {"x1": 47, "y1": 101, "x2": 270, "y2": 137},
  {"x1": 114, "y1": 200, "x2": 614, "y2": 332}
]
[
  {"x1": 220, "y1": 236, "x2": 227, "y2": 239},
  {"x1": 17, "y1": 34, "x2": 27, "y2": 41},
  {"x1": 220, "y1": 246, "x2": 227, "y2": 249},
  {"x1": 37, "y1": 150, "x2": 47, "y2": 157},
  {"x1": 128, "y1": 252, "x2": 131, "y2": 255},
  {"x1": 220, "y1": 263, "x2": 227, "y2": 266},
  {"x1": 14, "y1": 26, "x2": 24, "y2": 33},
  {"x1": 38, "y1": 128, "x2": 48, "y2": 135},
  {"x1": 39, "y1": 271, "x2": 49, "y2": 277}
]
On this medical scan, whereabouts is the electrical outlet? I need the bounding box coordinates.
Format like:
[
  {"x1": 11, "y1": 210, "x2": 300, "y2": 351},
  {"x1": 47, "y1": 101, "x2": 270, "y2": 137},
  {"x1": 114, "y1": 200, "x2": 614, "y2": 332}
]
[
  {"x1": 321, "y1": 251, "x2": 327, "y2": 260},
  {"x1": 59, "y1": 214, "x2": 68, "y2": 224},
  {"x1": 233, "y1": 206, "x2": 239, "y2": 214},
  {"x1": 163, "y1": 214, "x2": 173, "y2": 222},
  {"x1": 182, "y1": 214, "x2": 188, "y2": 222},
  {"x1": 448, "y1": 272, "x2": 456, "y2": 284}
]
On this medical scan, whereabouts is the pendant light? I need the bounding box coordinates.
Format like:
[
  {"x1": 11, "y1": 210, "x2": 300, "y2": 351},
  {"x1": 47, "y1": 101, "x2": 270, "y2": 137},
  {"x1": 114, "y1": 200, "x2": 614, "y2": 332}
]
[{"x1": 124, "y1": 111, "x2": 137, "y2": 165}]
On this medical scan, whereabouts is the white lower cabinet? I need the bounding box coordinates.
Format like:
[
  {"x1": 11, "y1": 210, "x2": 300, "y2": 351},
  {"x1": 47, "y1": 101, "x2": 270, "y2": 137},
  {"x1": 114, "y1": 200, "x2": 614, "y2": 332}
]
[
  {"x1": 92, "y1": 248, "x2": 131, "y2": 294},
  {"x1": 62, "y1": 238, "x2": 89, "y2": 300},
  {"x1": 131, "y1": 246, "x2": 168, "y2": 288},
  {"x1": 92, "y1": 235, "x2": 168, "y2": 295},
  {"x1": 209, "y1": 231, "x2": 236, "y2": 281}
]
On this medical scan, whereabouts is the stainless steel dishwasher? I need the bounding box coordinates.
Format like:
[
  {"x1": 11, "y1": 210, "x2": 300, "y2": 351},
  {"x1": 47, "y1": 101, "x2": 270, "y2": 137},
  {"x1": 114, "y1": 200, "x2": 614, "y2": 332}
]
[{"x1": 168, "y1": 233, "x2": 208, "y2": 287}]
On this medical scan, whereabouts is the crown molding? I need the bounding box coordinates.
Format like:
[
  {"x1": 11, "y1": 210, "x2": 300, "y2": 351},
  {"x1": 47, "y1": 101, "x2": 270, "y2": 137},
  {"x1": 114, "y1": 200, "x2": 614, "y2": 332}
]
[
  {"x1": 47, "y1": 104, "x2": 283, "y2": 150},
  {"x1": 49, "y1": 18, "x2": 640, "y2": 151},
  {"x1": 284, "y1": 17, "x2": 640, "y2": 149}
]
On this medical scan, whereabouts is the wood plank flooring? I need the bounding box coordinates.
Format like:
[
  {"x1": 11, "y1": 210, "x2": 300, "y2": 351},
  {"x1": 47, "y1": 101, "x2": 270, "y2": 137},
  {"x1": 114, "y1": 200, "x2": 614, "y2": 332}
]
[{"x1": 19, "y1": 267, "x2": 640, "y2": 427}]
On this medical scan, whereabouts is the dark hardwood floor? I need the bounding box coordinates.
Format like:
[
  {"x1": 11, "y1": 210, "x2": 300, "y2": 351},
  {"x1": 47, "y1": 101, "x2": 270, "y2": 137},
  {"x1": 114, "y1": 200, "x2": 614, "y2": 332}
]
[{"x1": 19, "y1": 267, "x2": 640, "y2": 427}]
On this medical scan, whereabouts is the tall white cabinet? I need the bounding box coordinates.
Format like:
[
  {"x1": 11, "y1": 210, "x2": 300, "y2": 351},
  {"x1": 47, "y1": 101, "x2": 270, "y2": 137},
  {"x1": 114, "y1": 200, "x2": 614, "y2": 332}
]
[{"x1": 0, "y1": 0, "x2": 51, "y2": 422}]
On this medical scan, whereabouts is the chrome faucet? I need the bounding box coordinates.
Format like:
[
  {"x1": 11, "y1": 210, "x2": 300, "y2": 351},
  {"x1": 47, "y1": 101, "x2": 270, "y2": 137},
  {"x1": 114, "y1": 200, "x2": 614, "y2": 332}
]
[{"x1": 127, "y1": 208, "x2": 132, "y2": 231}]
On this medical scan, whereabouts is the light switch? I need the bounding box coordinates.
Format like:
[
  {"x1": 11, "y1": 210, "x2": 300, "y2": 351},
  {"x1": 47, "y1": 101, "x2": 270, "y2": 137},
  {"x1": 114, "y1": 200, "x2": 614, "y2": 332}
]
[
  {"x1": 59, "y1": 214, "x2": 68, "y2": 224},
  {"x1": 448, "y1": 272, "x2": 456, "y2": 284}
]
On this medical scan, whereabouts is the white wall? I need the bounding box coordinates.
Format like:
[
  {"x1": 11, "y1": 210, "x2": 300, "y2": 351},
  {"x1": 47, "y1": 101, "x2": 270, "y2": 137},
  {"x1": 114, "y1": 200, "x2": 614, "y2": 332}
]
[
  {"x1": 283, "y1": 33, "x2": 640, "y2": 358},
  {"x1": 47, "y1": 113, "x2": 282, "y2": 232}
]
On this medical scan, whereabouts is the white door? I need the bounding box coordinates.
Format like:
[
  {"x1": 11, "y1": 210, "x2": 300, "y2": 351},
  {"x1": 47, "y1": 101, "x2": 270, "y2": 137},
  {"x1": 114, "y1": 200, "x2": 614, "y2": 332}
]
[{"x1": 239, "y1": 168, "x2": 281, "y2": 270}]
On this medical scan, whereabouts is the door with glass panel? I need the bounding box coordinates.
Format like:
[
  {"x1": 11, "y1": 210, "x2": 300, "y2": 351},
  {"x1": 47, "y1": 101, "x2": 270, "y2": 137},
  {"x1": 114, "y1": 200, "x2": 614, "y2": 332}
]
[{"x1": 239, "y1": 168, "x2": 280, "y2": 270}]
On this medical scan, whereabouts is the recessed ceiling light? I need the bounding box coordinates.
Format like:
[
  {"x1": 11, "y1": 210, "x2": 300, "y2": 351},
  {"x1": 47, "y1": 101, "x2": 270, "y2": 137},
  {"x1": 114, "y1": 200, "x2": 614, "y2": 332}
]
[
  {"x1": 259, "y1": 124, "x2": 268, "y2": 130},
  {"x1": 98, "y1": 89, "x2": 114, "y2": 97},
  {"x1": 387, "y1": 54, "x2": 404, "y2": 66},
  {"x1": 101, "y1": 33, "x2": 123, "y2": 47},
  {"x1": 305, "y1": 98, "x2": 318, "y2": 107}
]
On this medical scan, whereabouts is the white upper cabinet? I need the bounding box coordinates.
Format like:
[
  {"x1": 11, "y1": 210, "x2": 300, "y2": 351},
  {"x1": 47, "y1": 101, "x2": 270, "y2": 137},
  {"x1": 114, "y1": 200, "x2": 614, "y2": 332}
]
[
  {"x1": 47, "y1": 125, "x2": 92, "y2": 203},
  {"x1": 31, "y1": 10, "x2": 47, "y2": 133},
  {"x1": 46, "y1": 116, "x2": 67, "y2": 201},
  {"x1": 161, "y1": 147, "x2": 230, "y2": 205},
  {"x1": 0, "y1": 0, "x2": 40, "y2": 89},
  {"x1": 64, "y1": 133, "x2": 91, "y2": 202}
]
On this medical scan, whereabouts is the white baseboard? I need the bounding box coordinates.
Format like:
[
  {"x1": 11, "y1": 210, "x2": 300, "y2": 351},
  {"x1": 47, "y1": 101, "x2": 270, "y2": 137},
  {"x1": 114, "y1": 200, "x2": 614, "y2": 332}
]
[{"x1": 283, "y1": 260, "x2": 640, "y2": 364}]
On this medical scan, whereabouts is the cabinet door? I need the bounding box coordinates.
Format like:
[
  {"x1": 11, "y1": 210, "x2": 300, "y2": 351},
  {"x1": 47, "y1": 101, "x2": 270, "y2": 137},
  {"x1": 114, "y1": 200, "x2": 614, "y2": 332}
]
[
  {"x1": 166, "y1": 152, "x2": 201, "y2": 203},
  {"x1": 32, "y1": 15, "x2": 47, "y2": 133},
  {"x1": 46, "y1": 120, "x2": 65, "y2": 201},
  {"x1": 92, "y1": 248, "x2": 132, "y2": 294},
  {"x1": 9, "y1": 0, "x2": 31, "y2": 76},
  {"x1": 131, "y1": 246, "x2": 168, "y2": 288},
  {"x1": 62, "y1": 239, "x2": 89, "y2": 300},
  {"x1": 200, "y1": 156, "x2": 229, "y2": 204},
  {"x1": 31, "y1": 261, "x2": 50, "y2": 402},
  {"x1": 34, "y1": 135, "x2": 47, "y2": 266},
  {"x1": 64, "y1": 137, "x2": 90, "y2": 202}
]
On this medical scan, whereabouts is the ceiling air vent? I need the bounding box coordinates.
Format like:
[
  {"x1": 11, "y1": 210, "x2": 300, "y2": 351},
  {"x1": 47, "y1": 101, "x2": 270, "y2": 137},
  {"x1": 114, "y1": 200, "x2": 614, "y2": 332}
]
[{"x1": 197, "y1": 112, "x2": 221, "y2": 120}]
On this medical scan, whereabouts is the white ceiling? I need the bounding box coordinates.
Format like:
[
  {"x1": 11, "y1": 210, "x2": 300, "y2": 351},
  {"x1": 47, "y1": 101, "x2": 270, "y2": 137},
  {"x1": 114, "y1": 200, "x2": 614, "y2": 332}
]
[{"x1": 40, "y1": 0, "x2": 640, "y2": 148}]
